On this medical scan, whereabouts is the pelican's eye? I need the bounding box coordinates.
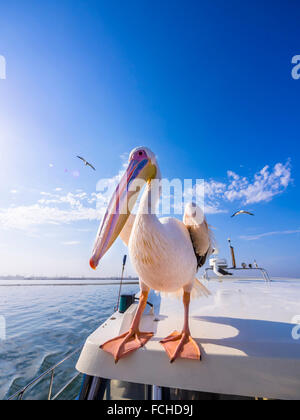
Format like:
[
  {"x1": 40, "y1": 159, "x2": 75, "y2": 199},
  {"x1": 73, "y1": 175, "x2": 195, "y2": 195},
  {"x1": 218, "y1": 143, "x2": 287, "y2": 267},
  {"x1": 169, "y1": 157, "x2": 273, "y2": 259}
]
[
  {"x1": 131, "y1": 149, "x2": 149, "y2": 161},
  {"x1": 137, "y1": 150, "x2": 147, "y2": 158}
]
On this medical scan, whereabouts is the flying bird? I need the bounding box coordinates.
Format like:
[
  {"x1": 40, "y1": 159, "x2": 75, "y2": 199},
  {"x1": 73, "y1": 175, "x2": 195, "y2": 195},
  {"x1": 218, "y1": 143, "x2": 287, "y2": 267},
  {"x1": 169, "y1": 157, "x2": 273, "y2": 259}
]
[
  {"x1": 231, "y1": 210, "x2": 254, "y2": 218},
  {"x1": 77, "y1": 156, "x2": 96, "y2": 171},
  {"x1": 90, "y1": 147, "x2": 213, "y2": 364}
]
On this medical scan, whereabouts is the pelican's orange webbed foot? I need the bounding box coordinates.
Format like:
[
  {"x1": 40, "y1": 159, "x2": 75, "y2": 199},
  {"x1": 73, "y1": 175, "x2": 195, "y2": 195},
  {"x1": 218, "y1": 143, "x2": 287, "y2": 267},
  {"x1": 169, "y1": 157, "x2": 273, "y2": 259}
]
[
  {"x1": 160, "y1": 330, "x2": 201, "y2": 363},
  {"x1": 100, "y1": 329, "x2": 154, "y2": 363}
]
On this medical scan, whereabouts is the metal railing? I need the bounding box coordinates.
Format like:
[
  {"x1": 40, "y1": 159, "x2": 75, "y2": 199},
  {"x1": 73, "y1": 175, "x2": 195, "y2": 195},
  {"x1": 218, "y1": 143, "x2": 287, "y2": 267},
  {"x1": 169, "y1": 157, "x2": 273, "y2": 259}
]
[
  {"x1": 203, "y1": 267, "x2": 271, "y2": 283},
  {"x1": 7, "y1": 347, "x2": 82, "y2": 400}
]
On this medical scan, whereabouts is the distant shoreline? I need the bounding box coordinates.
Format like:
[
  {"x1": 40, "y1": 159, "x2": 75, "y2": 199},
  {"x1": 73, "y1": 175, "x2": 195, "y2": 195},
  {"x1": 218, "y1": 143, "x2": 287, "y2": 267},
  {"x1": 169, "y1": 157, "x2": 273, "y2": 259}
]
[{"x1": 0, "y1": 276, "x2": 138, "y2": 281}]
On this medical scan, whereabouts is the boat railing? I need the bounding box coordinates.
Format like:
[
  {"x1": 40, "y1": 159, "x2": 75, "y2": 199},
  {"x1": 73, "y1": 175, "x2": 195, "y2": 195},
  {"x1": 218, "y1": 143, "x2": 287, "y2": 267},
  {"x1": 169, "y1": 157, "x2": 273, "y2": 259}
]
[
  {"x1": 7, "y1": 347, "x2": 82, "y2": 400},
  {"x1": 203, "y1": 267, "x2": 271, "y2": 283}
]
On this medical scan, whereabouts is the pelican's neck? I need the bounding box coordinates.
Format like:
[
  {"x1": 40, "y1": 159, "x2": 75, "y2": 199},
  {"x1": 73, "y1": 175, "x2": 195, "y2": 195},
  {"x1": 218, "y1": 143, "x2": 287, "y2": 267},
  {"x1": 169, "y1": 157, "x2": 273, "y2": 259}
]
[{"x1": 138, "y1": 167, "x2": 161, "y2": 217}]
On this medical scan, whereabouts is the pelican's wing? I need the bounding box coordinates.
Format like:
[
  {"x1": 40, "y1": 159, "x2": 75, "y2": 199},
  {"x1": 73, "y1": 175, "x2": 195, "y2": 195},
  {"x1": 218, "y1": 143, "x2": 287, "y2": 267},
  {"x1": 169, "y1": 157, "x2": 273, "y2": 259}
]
[
  {"x1": 119, "y1": 213, "x2": 136, "y2": 246},
  {"x1": 87, "y1": 162, "x2": 96, "y2": 171},
  {"x1": 183, "y1": 203, "x2": 214, "y2": 269}
]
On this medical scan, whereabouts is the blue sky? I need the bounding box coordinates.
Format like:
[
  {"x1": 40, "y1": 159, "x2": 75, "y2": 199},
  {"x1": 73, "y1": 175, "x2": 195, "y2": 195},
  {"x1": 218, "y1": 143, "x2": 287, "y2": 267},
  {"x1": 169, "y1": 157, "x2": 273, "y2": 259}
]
[{"x1": 0, "y1": 0, "x2": 299, "y2": 277}]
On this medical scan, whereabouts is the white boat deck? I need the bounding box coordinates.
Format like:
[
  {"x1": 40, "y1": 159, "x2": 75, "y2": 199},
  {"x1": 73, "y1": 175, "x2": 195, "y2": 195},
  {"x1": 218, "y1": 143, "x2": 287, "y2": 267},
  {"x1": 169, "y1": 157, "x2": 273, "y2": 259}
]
[{"x1": 76, "y1": 278, "x2": 300, "y2": 400}]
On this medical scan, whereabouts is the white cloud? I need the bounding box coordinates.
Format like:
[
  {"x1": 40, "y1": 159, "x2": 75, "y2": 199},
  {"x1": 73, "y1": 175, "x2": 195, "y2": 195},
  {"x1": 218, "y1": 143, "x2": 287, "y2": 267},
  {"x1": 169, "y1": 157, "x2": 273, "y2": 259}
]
[
  {"x1": 0, "y1": 160, "x2": 293, "y2": 230},
  {"x1": 204, "y1": 160, "x2": 292, "y2": 207},
  {"x1": 202, "y1": 181, "x2": 227, "y2": 214},
  {"x1": 120, "y1": 152, "x2": 129, "y2": 162},
  {"x1": 0, "y1": 203, "x2": 102, "y2": 230},
  {"x1": 204, "y1": 204, "x2": 228, "y2": 214},
  {"x1": 204, "y1": 181, "x2": 226, "y2": 199},
  {"x1": 62, "y1": 241, "x2": 80, "y2": 246},
  {"x1": 224, "y1": 161, "x2": 292, "y2": 204},
  {"x1": 10, "y1": 190, "x2": 18, "y2": 194},
  {"x1": 38, "y1": 192, "x2": 89, "y2": 208},
  {"x1": 240, "y1": 229, "x2": 300, "y2": 241},
  {"x1": 182, "y1": 182, "x2": 227, "y2": 214},
  {"x1": 184, "y1": 160, "x2": 292, "y2": 214},
  {"x1": 0, "y1": 188, "x2": 106, "y2": 230},
  {"x1": 0, "y1": 163, "x2": 128, "y2": 231},
  {"x1": 227, "y1": 170, "x2": 240, "y2": 181}
]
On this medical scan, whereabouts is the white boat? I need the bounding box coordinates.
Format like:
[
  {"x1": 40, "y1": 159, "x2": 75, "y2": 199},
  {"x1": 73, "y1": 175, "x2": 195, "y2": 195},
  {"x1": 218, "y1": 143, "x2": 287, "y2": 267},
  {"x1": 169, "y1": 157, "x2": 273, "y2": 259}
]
[
  {"x1": 8, "y1": 270, "x2": 300, "y2": 400},
  {"x1": 75, "y1": 273, "x2": 300, "y2": 400}
]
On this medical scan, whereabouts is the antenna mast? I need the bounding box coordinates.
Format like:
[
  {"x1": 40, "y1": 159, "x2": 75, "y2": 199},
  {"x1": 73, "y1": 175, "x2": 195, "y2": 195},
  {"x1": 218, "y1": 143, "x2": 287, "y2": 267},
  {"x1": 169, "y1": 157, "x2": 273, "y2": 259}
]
[{"x1": 228, "y1": 238, "x2": 237, "y2": 269}]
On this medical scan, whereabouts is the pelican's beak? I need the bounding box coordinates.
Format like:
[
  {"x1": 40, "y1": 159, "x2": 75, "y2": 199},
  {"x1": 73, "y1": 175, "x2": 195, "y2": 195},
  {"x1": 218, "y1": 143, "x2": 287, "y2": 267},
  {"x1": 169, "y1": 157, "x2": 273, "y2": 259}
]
[{"x1": 90, "y1": 156, "x2": 156, "y2": 270}]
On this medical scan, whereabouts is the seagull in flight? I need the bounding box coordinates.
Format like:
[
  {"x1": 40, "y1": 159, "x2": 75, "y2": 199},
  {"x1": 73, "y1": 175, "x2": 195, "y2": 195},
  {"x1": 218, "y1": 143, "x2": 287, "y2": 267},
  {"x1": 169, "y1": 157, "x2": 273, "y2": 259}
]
[
  {"x1": 77, "y1": 156, "x2": 96, "y2": 171},
  {"x1": 231, "y1": 210, "x2": 254, "y2": 218}
]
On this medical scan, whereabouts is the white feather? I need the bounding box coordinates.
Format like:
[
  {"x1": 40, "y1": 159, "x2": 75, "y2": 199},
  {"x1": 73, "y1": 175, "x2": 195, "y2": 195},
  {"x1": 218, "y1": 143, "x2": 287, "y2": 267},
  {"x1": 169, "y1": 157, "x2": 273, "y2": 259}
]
[
  {"x1": 159, "y1": 278, "x2": 211, "y2": 300},
  {"x1": 183, "y1": 203, "x2": 215, "y2": 258},
  {"x1": 120, "y1": 148, "x2": 214, "y2": 301}
]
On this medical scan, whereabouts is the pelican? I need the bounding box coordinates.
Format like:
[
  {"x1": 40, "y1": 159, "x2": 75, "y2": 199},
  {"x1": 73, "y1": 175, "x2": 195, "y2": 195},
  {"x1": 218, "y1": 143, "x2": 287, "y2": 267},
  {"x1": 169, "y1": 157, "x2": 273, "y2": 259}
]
[
  {"x1": 77, "y1": 156, "x2": 96, "y2": 171},
  {"x1": 90, "y1": 147, "x2": 213, "y2": 363}
]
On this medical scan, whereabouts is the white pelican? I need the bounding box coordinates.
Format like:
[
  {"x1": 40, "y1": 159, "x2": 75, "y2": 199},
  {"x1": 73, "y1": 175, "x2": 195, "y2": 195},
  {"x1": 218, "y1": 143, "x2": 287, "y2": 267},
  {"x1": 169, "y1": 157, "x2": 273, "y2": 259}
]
[
  {"x1": 77, "y1": 156, "x2": 96, "y2": 171},
  {"x1": 90, "y1": 147, "x2": 213, "y2": 363}
]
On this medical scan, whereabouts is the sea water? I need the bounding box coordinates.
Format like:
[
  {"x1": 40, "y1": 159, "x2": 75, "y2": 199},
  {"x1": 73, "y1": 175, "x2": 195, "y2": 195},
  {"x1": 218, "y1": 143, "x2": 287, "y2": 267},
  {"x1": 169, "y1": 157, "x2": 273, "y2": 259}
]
[{"x1": 0, "y1": 280, "x2": 138, "y2": 400}]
